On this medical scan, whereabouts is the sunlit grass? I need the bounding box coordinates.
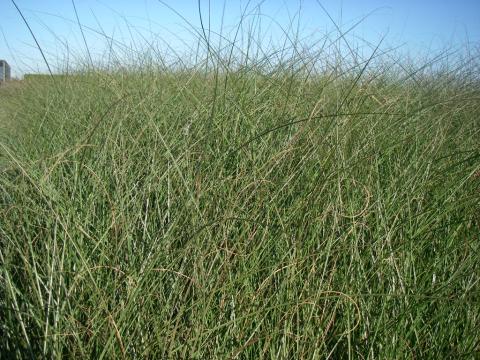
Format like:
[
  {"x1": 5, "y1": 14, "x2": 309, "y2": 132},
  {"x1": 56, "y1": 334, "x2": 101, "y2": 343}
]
[{"x1": 1, "y1": 7, "x2": 480, "y2": 358}]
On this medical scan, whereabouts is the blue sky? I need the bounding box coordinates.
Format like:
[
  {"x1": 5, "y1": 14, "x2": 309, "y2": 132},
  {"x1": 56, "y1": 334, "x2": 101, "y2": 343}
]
[{"x1": 1, "y1": 0, "x2": 479, "y2": 76}]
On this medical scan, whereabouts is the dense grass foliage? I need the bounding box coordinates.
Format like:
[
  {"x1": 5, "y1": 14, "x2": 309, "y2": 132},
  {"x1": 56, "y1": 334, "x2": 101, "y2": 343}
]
[{"x1": 1, "y1": 40, "x2": 480, "y2": 358}]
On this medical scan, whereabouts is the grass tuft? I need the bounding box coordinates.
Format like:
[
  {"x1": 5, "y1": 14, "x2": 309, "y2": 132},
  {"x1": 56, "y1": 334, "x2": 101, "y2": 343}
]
[{"x1": 1, "y1": 5, "x2": 480, "y2": 358}]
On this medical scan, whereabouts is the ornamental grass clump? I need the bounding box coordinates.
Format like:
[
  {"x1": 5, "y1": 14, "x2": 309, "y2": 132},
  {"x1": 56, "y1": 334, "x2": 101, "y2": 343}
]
[{"x1": 1, "y1": 4, "x2": 479, "y2": 358}]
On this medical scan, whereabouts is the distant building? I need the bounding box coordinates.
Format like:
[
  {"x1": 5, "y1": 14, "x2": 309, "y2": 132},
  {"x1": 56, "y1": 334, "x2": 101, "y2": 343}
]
[{"x1": 0, "y1": 60, "x2": 11, "y2": 83}]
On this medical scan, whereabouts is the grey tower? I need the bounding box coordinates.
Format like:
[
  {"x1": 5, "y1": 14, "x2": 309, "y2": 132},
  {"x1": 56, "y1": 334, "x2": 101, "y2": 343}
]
[{"x1": 0, "y1": 60, "x2": 11, "y2": 83}]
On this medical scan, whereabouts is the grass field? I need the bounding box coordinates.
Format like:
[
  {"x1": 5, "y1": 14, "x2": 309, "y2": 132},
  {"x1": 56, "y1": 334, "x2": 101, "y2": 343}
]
[{"x1": 1, "y1": 13, "x2": 480, "y2": 358}]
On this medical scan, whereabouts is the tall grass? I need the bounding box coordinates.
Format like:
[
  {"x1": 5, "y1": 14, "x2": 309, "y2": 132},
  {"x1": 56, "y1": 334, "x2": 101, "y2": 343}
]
[{"x1": 1, "y1": 4, "x2": 480, "y2": 358}]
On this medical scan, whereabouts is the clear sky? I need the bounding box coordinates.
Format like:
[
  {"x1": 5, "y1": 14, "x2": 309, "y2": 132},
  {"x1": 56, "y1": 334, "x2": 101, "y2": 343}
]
[{"x1": 1, "y1": 0, "x2": 479, "y2": 77}]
